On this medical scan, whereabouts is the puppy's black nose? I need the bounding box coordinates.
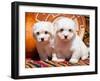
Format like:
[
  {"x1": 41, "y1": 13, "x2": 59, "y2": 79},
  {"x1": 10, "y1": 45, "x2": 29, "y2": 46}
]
[
  {"x1": 64, "y1": 36, "x2": 67, "y2": 39},
  {"x1": 41, "y1": 38, "x2": 44, "y2": 41}
]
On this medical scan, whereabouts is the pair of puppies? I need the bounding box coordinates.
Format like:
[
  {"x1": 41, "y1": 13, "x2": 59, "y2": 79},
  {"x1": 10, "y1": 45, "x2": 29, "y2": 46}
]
[{"x1": 32, "y1": 17, "x2": 89, "y2": 64}]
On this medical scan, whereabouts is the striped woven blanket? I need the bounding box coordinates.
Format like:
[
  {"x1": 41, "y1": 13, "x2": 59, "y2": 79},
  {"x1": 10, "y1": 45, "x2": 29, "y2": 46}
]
[{"x1": 25, "y1": 59, "x2": 89, "y2": 68}]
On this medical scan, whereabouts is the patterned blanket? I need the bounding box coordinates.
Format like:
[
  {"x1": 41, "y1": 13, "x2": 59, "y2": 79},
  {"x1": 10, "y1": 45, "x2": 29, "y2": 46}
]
[{"x1": 25, "y1": 59, "x2": 89, "y2": 68}]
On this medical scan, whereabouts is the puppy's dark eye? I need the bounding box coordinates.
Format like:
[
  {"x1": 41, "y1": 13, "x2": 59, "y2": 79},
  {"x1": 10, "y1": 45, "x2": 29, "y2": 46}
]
[
  {"x1": 36, "y1": 32, "x2": 40, "y2": 35},
  {"x1": 60, "y1": 28, "x2": 64, "y2": 32},
  {"x1": 69, "y1": 29, "x2": 72, "y2": 32},
  {"x1": 45, "y1": 31, "x2": 48, "y2": 34}
]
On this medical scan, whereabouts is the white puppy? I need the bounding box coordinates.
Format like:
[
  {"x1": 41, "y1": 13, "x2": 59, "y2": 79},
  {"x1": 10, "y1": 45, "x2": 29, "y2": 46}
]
[
  {"x1": 32, "y1": 21, "x2": 54, "y2": 61},
  {"x1": 53, "y1": 17, "x2": 89, "y2": 64}
]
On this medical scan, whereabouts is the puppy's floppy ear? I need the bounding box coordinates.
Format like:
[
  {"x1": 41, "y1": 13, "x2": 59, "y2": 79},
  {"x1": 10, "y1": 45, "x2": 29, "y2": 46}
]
[
  {"x1": 52, "y1": 16, "x2": 64, "y2": 27},
  {"x1": 46, "y1": 22, "x2": 54, "y2": 38},
  {"x1": 68, "y1": 16, "x2": 78, "y2": 33},
  {"x1": 70, "y1": 16, "x2": 77, "y2": 27},
  {"x1": 52, "y1": 18, "x2": 60, "y2": 36}
]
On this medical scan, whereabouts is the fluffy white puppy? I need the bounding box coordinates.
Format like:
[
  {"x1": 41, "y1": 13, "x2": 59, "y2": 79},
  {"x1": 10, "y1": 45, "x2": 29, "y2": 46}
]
[
  {"x1": 53, "y1": 17, "x2": 89, "y2": 64},
  {"x1": 32, "y1": 21, "x2": 54, "y2": 61}
]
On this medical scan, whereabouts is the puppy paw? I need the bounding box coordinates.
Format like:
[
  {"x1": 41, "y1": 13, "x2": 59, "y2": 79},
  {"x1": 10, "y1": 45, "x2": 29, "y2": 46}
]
[
  {"x1": 81, "y1": 56, "x2": 88, "y2": 60},
  {"x1": 69, "y1": 58, "x2": 78, "y2": 64},
  {"x1": 45, "y1": 59, "x2": 48, "y2": 61}
]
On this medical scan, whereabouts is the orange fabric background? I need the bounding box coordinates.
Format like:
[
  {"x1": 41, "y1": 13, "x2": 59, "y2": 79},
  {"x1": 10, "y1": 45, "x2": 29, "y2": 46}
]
[{"x1": 25, "y1": 13, "x2": 36, "y2": 58}]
